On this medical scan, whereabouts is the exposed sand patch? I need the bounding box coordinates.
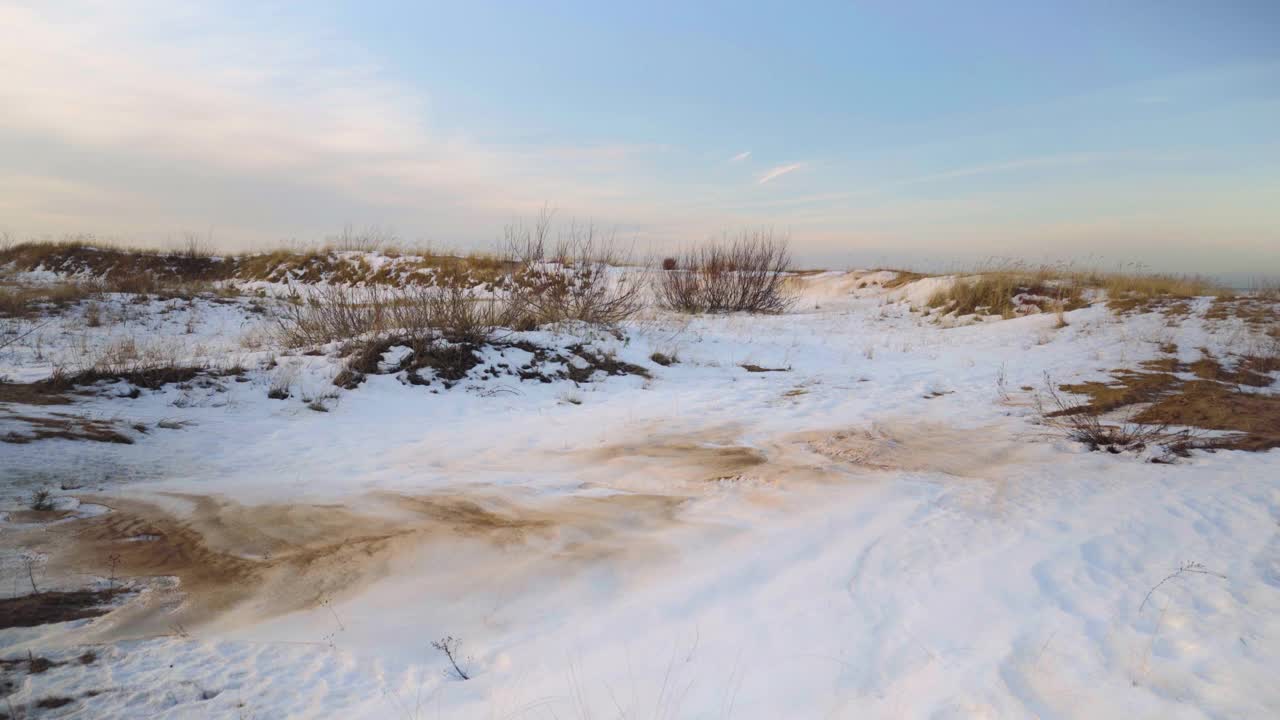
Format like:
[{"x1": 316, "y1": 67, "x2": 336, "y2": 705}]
[
  {"x1": 587, "y1": 429, "x2": 769, "y2": 486},
  {"x1": 2, "y1": 490, "x2": 686, "y2": 639},
  {"x1": 797, "y1": 421, "x2": 1034, "y2": 478},
  {"x1": 583, "y1": 420, "x2": 1035, "y2": 491}
]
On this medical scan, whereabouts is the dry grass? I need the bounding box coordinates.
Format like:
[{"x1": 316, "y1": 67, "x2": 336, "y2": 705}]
[
  {"x1": 275, "y1": 214, "x2": 647, "y2": 349},
  {"x1": 926, "y1": 264, "x2": 1086, "y2": 318},
  {"x1": 879, "y1": 270, "x2": 932, "y2": 289},
  {"x1": 1040, "y1": 350, "x2": 1280, "y2": 455},
  {"x1": 1, "y1": 413, "x2": 135, "y2": 444},
  {"x1": 1037, "y1": 380, "x2": 1183, "y2": 453},
  {"x1": 655, "y1": 229, "x2": 795, "y2": 313},
  {"x1": 0, "y1": 281, "x2": 99, "y2": 318},
  {"x1": 30, "y1": 337, "x2": 213, "y2": 393},
  {"x1": 0, "y1": 236, "x2": 517, "y2": 291},
  {"x1": 923, "y1": 262, "x2": 1227, "y2": 319}
]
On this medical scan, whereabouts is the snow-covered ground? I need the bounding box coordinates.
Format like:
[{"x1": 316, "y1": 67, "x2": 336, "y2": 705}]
[{"x1": 1, "y1": 271, "x2": 1277, "y2": 719}]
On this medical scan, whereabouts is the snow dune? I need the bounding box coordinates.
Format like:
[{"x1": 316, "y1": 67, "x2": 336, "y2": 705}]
[{"x1": 1, "y1": 271, "x2": 1277, "y2": 719}]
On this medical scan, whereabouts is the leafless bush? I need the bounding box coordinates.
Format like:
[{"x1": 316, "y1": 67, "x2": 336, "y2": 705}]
[
  {"x1": 505, "y1": 211, "x2": 647, "y2": 328},
  {"x1": 655, "y1": 229, "x2": 795, "y2": 313},
  {"x1": 276, "y1": 285, "x2": 388, "y2": 347},
  {"x1": 387, "y1": 284, "x2": 506, "y2": 345}
]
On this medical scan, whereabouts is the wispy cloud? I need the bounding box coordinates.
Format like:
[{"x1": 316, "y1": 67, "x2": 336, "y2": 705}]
[
  {"x1": 729, "y1": 151, "x2": 751, "y2": 163},
  {"x1": 0, "y1": 2, "x2": 671, "y2": 247},
  {"x1": 756, "y1": 162, "x2": 804, "y2": 185},
  {"x1": 895, "y1": 154, "x2": 1098, "y2": 186}
]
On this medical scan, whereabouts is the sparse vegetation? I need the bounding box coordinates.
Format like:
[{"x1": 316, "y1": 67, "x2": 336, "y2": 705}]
[
  {"x1": 0, "y1": 281, "x2": 99, "y2": 319},
  {"x1": 29, "y1": 489, "x2": 54, "y2": 511},
  {"x1": 1037, "y1": 347, "x2": 1280, "y2": 455},
  {"x1": 1037, "y1": 378, "x2": 1182, "y2": 454},
  {"x1": 431, "y1": 636, "x2": 471, "y2": 680},
  {"x1": 655, "y1": 230, "x2": 795, "y2": 313},
  {"x1": 920, "y1": 262, "x2": 1227, "y2": 320}
]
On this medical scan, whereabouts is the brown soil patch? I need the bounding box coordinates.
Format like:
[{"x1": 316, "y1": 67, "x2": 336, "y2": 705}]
[
  {"x1": 0, "y1": 381, "x2": 73, "y2": 406},
  {"x1": 1205, "y1": 297, "x2": 1280, "y2": 329},
  {"x1": 2, "y1": 413, "x2": 134, "y2": 444},
  {"x1": 741, "y1": 364, "x2": 790, "y2": 373},
  {"x1": 0, "y1": 590, "x2": 123, "y2": 629}
]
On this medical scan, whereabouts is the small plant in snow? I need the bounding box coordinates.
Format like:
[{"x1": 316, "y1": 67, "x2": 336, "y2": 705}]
[
  {"x1": 106, "y1": 553, "x2": 123, "y2": 595},
  {"x1": 1140, "y1": 561, "x2": 1227, "y2": 613},
  {"x1": 20, "y1": 552, "x2": 45, "y2": 594},
  {"x1": 30, "y1": 488, "x2": 55, "y2": 511},
  {"x1": 431, "y1": 636, "x2": 471, "y2": 680},
  {"x1": 995, "y1": 362, "x2": 1010, "y2": 402},
  {"x1": 649, "y1": 351, "x2": 676, "y2": 366},
  {"x1": 268, "y1": 366, "x2": 297, "y2": 400}
]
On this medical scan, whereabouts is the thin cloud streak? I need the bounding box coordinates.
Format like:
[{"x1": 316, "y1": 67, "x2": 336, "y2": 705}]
[
  {"x1": 756, "y1": 162, "x2": 804, "y2": 185},
  {"x1": 728, "y1": 153, "x2": 1102, "y2": 211},
  {"x1": 729, "y1": 151, "x2": 751, "y2": 162}
]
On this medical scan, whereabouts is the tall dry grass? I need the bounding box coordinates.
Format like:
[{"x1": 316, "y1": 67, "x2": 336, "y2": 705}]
[{"x1": 924, "y1": 261, "x2": 1226, "y2": 318}]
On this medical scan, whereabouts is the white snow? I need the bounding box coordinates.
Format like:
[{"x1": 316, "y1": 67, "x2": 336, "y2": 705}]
[{"x1": 1, "y1": 272, "x2": 1277, "y2": 719}]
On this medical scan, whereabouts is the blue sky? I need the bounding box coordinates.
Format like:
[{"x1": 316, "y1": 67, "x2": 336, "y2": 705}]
[{"x1": 1, "y1": 1, "x2": 1277, "y2": 274}]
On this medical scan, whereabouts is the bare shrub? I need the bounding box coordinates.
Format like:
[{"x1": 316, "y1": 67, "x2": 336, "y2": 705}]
[
  {"x1": 505, "y1": 211, "x2": 647, "y2": 328},
  {"x1": 276, "y1": 285, "x2": 388, "y2": 347},
  {"x1": 655, "y1": 229, "x2": 794, "y2": 313},
  {"x1": 387, "y1": 284, "x2": 505, "y2": 345}
]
